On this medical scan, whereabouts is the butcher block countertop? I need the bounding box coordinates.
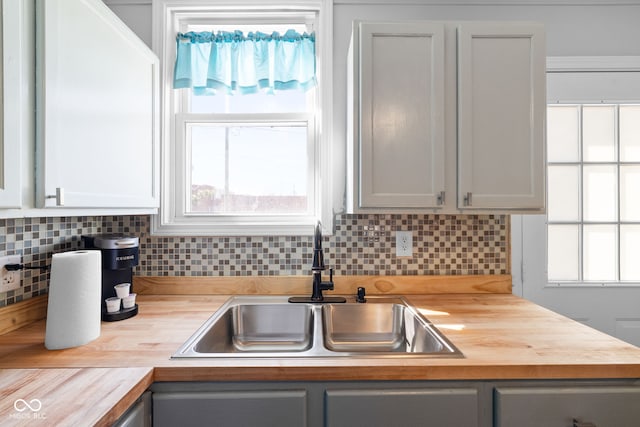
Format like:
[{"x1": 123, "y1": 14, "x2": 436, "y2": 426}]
[
  {"x1": 0, "y1": 368, "x2": 152, "y2": 427},
  {"x1": 1, "y1": 275, "x2": 640, "y2": 425}
]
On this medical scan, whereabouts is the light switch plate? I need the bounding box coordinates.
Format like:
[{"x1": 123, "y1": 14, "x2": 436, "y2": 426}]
[{"x1": 395, "y1": 231, "x2": 413, "y2": 257}]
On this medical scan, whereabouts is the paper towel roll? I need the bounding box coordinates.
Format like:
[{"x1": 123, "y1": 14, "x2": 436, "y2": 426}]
[{"x1": 45, "y1": 250, "x2": 102, "y2": 350}]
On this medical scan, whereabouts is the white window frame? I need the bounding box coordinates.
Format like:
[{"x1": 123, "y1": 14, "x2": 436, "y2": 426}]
[
  {"x1": 151, "y1": 0, "x2": 333, "y2": 236},
  {"x1": 513, "y1": 56, "x2": 640, "y2": 296},
  {"x1": 546, "y1": 103, "x2": 640, "y2": 284}
]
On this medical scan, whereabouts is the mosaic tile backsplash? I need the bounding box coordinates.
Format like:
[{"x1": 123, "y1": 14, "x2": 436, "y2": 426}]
[{"x1": 0, "y1": 214, "x2": 509, "y2": 307}]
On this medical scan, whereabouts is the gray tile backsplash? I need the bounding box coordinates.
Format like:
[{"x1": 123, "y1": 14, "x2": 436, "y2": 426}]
[{"x1": 0, "y1": 213, "x2": 508, "y2": 307}]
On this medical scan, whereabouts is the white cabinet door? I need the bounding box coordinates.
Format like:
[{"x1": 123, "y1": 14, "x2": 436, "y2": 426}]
[
  {"x1": 36, "y1": 0, "x2": 158, "y2": 208},
  {"x1": 457, "y1": 23, "x2": 545, "y2": 211},
  {"x1": 348, "y1": 21, "x2": 445, "y2": 212},
  {"x1": 0, "y1": 0, "x2": 31, "y2": 208}
]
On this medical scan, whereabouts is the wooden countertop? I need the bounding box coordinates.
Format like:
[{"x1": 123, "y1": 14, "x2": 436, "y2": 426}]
[
  {"x1": 1, "y1": 291, "x2": 640, "y2": 424},
  {"x1": 0, "y1": 367, "x2": 153, "y2": 426},
  {"x1": 1, "y1": 293, "x2": 640, "y2": 381}
]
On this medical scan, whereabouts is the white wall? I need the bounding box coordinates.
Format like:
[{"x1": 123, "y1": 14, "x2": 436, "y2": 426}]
[{"x1": 105, "y1": 0, "x2": 640, "y2": 212}]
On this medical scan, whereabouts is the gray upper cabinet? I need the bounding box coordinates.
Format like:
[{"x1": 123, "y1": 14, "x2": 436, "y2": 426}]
[
  {"x1": 347, "y1": 20, "x2": 546, "y2": 214},
  {"x1": 35, "y1": 0, "x2": 159, "y2": 209}
]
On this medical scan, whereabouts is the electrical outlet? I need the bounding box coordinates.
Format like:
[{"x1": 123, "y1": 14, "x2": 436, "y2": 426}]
[
  {"x1": 395, "y1": 231, "x2": 413, "y2": 257},
  {"x1": 0, "y1": 255, "x2": 21, "y2": 293}
]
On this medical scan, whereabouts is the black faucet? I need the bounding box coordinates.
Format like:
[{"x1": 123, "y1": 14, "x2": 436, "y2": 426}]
[
  {"x1": 310, "y1": 221, "x2": 333, "y2": 301},
  {"x1": 289, "y1": 221, "x2": 346, "y2": 304}
]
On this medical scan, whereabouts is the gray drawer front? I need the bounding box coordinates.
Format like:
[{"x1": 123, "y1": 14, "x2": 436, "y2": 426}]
[
  {"x1": 153, "y1": 390, "x2": 307, "y2": 427},
  {"x1": 495, "y1": 386, "x2": 640, "y2": 427},
  {"x1": 325, "y1": 388, "x2": 479, "y2": 427}
]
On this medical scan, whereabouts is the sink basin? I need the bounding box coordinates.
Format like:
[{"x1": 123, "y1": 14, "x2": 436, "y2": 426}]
[
  {"x1": 174, "y1": 297, "x2": 314, "y2": 356},
  {"x1": 172, "y1": 295, "x2": 462, "y2": 358},
  {"x1": 322, "y1": 303, "x2": 451, "y2": 354},
  {"x1": 193, "y1": 303, "x2": 314, "y2": 353}
]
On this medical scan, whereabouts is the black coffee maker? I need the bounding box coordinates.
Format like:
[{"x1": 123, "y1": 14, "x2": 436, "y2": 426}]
[{"x1": 82, "y1": 234, "x2": 139, "y2": 321}]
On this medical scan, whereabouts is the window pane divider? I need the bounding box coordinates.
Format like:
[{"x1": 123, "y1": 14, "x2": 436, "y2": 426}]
[{"x1": 177, "y1": 112, "x2": 312, "y2": 123}]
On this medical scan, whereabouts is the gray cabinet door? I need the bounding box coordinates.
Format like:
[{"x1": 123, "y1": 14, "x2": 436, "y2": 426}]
[
  {"x1": 113, "y1": 391, "x2": 151, "y2": 427},
  {"x1": 153, "y1": 390, "x2": 307, "y2": 427},
  {"x1": 494, "y1": 386, "x2": 640, "y2": 427},
  {"x1": 325, "y1": 388, "x2": 479, "y2": 427}
]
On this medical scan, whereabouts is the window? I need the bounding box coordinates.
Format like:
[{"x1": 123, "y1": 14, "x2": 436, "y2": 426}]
[
  {"x1": 152, "y1": 1, "x2": 332, "y2": 236},
  {"x1": 547, "y1": 104, "x2": 640, "y2": 283}
]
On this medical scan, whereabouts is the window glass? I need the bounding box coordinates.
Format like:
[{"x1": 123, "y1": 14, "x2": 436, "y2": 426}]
[
  {"x1": 547, "y1": 225, "x2": 580, "y2": 281},
  {"x1": 583, "y1": 224, "x2": 617, "y2": 281},
  {"x1": 188, "y1": 123, "x2": 309, "y2": 214},
  {"x1": 583, "y1": 164, "x2": 617, "y2": 222},
  {"x1": 621, "y1": 225, "x2": 640, "y2": 281},
  {"x1": 583, "y1": 105, "x2": 616, "y2": 162},
  {"x1": 620, "y1": 165, "x2": 640, "y2": 221},
  {"x1": 620, "y1": 105, "x2": 640, "y2": 162},
  {"x1": 547, "y1": 165, "x2": 580, "y2": 222},
  {"x1": 547, "y1": 105, "x2": 580, "y2": 162},
  {"x1": 547, "y1": 104, "x2": 640, "y2": 283}
]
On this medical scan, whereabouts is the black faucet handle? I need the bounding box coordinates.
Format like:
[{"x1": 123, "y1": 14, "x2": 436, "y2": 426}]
[
  {"x1": 319, "y1": 268, "x2": 334, "y2": 292},
  {"x1": 356, "y1": 286, "x2": 367, "y2": 303}
]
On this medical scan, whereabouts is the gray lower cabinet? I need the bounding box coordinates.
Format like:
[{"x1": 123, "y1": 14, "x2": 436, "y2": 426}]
[
  {"x1": 113, "y1": 391, "x2": 152, "y2": 427},
  {"x1": 325, "y1": 388, "x2": 479, "y2": 427},
  {"x1": 151, "y1": 381, "x2": 485, "y2": 427},
  {"x1": 150, "y1": 379, "x2": 640, "y2": 427},
  {"x1": 153, "y1": 389, "x2": 307, "y2": 427},
  {"x1": 494, "y1": 386, "x2": 640, "y2": 427}
]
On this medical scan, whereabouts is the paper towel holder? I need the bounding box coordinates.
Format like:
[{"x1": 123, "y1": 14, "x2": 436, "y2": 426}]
[{"x1": 81, "y1": 234, "x2": 140, "y2": 322}]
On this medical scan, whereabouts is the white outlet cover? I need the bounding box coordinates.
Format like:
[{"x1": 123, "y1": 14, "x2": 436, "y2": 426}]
[
  {"x1": 395, "y1": 231, "x2": 413, "y2": 257},
  {"x1": 0, "y1": 255, "x2": 21, "y2": 293}
]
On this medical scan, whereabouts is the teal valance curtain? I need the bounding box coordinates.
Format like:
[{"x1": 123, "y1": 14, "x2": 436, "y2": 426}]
[{"x1": 173, "y1": 30, "x2": 316, "y2": 95}]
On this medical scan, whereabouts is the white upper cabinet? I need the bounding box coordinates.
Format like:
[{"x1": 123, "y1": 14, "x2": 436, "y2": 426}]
[
  {"x1": 35, "y1": 0, "x2": 159, "y2": 209},
  {"x1": 457, "y1": 23, "x2": 545, "y2": 211},
  {"x1": 347, "y1": 20, "x2": 546, "y2": 214},
  {"x1": 348, "y1": 21, "x2": 446, "y2": 212},
  {"x1": 0, "y1": 0, "x2": 30, "y2": 209}
]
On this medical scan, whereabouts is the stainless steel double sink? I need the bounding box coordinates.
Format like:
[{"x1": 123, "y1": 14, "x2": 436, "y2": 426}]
[{"x1": 172, "y1": 296, "x2": 463, "y2": 358}]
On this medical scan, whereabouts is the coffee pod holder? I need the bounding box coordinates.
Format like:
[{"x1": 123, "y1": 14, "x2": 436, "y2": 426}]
[{"x1": 102, "y1": 304, "x2": 138, "y2": 322}]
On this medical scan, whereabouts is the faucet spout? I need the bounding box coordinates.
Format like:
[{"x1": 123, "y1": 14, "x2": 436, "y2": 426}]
[{"x1": 312, "y1": 221, "x2": 325, "y2": 271}]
